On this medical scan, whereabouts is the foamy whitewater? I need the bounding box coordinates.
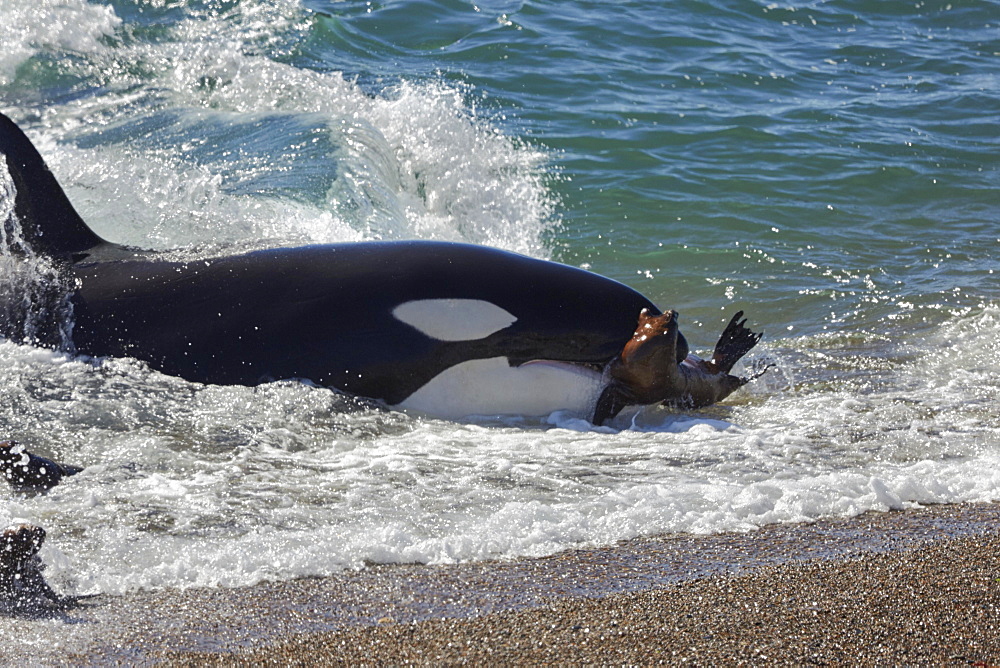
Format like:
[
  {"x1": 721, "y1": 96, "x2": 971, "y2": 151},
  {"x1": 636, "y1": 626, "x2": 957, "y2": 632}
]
[{"x1": 1, "y1": 0, "x2": 998, "y2": 595}]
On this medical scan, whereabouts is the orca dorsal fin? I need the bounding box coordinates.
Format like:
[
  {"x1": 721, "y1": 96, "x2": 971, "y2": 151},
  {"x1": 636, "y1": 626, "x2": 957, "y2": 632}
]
[{"x1": 1, "y1": 112, "x2": 106, "y2": 259}]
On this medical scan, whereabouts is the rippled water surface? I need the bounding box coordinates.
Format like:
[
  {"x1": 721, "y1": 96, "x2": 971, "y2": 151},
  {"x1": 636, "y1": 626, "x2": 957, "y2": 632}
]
[{"x1": 0, "y1": 0, "x2": 997, "y2": 594}]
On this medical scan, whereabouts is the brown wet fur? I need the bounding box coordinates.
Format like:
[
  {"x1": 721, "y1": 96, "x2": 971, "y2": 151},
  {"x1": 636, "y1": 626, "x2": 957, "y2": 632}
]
[
  {"x1": 593, "y1": 309, "x2": 684, "y2": 424},
  {"x1": 609, "y1": 308, "x2": 681, "y2": 404},
  {"x1": 593, "y1": 309, "x2": 764, "y2": 425}
]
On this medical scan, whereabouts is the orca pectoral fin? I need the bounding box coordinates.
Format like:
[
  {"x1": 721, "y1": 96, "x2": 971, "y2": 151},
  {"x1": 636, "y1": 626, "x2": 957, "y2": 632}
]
[
  {"x1": 593, "y1": 383, "x2": 631, "y2": 426},
  {"x1": 711, "y1": 311, "x2": 763, "y2": 374}
]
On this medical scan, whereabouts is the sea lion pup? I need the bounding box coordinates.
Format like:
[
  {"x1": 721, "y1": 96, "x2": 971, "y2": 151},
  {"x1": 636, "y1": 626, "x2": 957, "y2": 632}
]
[
  {"x1": 0, "y1": 440, "x2": 83, "y2": 492},
  {"x1": 594, "y1": 310, "x2": 764, "y2": 424},
  {"x1": 0, "y1": 524, "x2": 67, "y2": 609}
]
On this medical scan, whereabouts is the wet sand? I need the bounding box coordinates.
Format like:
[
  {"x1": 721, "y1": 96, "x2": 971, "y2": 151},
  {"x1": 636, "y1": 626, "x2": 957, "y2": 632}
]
[{"x1": 3, "y1": 502, "x2": 998, "y2": 665}]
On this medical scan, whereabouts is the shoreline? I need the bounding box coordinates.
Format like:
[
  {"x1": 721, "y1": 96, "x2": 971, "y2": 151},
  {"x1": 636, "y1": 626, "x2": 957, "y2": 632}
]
[
  {"x1": 212, "y1": 517, "x2": 1000, "y2": 666},
  {"x1": 2, "y1": 502, "x2": 997, "y2": 665}
]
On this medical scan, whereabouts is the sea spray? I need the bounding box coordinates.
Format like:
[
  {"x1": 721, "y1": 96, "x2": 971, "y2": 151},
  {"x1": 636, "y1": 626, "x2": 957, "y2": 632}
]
[
  {"x1": 0, "y1": 157, "x2": 76, "y2": 349},
  {"x1": 0, "y1": 0, "x2": 996, "y2": 596},
  {"x1": 20, "y1": 0, "x2": 557, "y2": 258}
]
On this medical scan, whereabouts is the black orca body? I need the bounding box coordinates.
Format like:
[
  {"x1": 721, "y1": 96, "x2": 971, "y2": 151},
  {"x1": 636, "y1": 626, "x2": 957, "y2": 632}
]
[
  {"x1": 0, "y1": 112, "x2": 762, "y2": 424},
  {"x1": 70, "y1": 241, "x2": 658, "y2": 407}
]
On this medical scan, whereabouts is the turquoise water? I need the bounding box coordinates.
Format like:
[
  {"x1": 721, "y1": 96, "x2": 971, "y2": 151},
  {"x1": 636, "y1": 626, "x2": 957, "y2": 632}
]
[
  {"x1": 0, "y1": 0, "x2": 998, "y2": 594},
  {"x1": 311, "y1": 0, "x2": 999, "y2": 334}
]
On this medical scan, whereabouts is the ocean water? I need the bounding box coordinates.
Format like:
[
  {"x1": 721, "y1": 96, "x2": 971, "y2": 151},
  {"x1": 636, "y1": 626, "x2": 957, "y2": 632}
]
[{"x1": 0, "y1": 0, "x2": 997, "y2": 595}]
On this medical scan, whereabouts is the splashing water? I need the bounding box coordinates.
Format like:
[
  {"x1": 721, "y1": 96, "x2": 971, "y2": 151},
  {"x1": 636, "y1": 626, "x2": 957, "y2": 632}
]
[
  {"x1": 0, "y1": 0, "x2": 997, "y2": 597},
  {"x1": 0, "y1": 157, "x2": 75, "y2": 349},
  {"x1": 10, "y1": 0, "x2": 557, "y2": 257}
]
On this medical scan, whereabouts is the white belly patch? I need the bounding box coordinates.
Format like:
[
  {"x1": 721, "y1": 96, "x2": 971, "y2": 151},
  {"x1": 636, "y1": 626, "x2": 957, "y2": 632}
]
[
  {"x1": 392, "y1": 299, "x2": 517, "y2": 342},
  {"x1": 396, "y1": 357, "x2": 604, "y2": 420}
]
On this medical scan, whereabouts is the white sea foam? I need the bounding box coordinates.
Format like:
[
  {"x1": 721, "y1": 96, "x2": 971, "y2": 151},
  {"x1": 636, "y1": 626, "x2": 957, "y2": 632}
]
[
  {"x1": 1, "y1": 0, "x2": 998, "y2": 596},
  {"x1": 0, "y1": 0, "x2": 120, "y2": 86},
  {"x1": 6, "y1": 0, "x2": 555, "y2": 257},
  {"x1": 0, "y1": 305, "x2": 996, "y2": 594}
]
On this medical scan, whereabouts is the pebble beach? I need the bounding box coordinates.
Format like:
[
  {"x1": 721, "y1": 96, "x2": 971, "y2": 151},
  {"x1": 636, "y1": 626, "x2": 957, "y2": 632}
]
[
  {"x1": 172, "y1": 503, "x2": 1000, "y2": 666},
  {"x1": 213, "y1": 530, "x2": 1000, "y2": 666},
  {"x1": 1, "y1": 501, "x2": 996, "y2": 665},
  {"x1": 3, "y1": 1, "x2": 999, "y2": 650}
]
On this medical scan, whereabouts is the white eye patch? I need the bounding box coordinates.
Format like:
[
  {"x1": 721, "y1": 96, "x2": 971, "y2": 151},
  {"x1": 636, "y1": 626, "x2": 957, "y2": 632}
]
[{"x1": 392, "y1": 299, "x2": 517, "y2": 342}]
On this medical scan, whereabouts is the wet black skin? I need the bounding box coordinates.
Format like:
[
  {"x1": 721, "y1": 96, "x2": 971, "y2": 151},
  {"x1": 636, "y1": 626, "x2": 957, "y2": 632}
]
[
  {"x1": 68, "y1": 240, "x2": 669, "y2": 405},
  {"x1": 0, "y1": 111, "x2": 689, "y2": 412},
  {"x1": 0, "y1": 440, "x2": 82, "y2": 492},
  {"x1": 1, "y1": 111, "x2": 761, "y2": 424}
]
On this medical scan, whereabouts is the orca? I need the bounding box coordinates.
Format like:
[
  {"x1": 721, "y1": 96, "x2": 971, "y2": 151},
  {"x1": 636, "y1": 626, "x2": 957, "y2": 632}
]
[{"x1": 0, "y1": 111, "x2": 764, "y2": 425}]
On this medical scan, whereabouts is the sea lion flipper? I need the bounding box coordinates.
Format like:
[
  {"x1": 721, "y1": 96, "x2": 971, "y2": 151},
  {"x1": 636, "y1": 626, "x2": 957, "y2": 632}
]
[
  {"x1": 711, "y1": 311, "x2": 762, "y2": 374},
  {"x1": 593, "y1": 384, "x2": 631, "y2": 426},
  {"x1": 742, "y1": 357, "x2": 776, "y2": 384}
]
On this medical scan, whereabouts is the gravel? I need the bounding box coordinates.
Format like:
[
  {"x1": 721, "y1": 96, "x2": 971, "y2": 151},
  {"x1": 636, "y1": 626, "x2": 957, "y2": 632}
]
[
  {"x1": 173, "y1": 522, "x2": 1000, "y2": 666},
  {"x1": 2, "y1": 502, "x2": 998, "y2": 666}
]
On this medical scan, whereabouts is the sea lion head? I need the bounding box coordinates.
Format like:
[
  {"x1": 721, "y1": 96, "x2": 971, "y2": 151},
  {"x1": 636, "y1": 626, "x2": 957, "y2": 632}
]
[
  {"x1": 609, "y1": 309, "x2": 685, "y2": 401},
  {"x1": 627, "y1": 308, "x2": 689, "y2": 365},
  {"x1": 1, "y1": 524, "x2": 46, "y2": 570}
]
